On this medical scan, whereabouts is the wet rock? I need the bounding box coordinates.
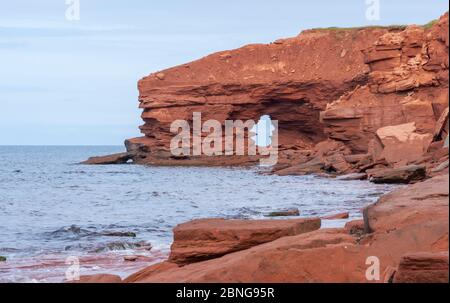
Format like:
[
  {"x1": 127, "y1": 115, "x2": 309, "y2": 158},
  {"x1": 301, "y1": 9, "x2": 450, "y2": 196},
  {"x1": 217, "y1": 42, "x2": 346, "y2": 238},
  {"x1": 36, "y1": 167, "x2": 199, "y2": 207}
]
[
  {"x1": 0, "y1": 256, "x2": 6, "y2": 262},
  {"x1": 101, "y1": 231, "x2": 137, "y2": 238},
  {"x1": 124, "y1": 255, "x2": 138, "y2": 262},
  {"x1": 322, "y1": 212, "x2": 349, "y2": 220},
  {"x1": 71, "y1": 274, "x2": 122, "y2": 283},
  {"x1": 368, "y1": 164, "x2": 426, "y2": 184},
  {"x1": 394, "y1": 252, "x2": 449, "y2": 283},
  {"x1": 82, "y1": 153, "x2": 134, "y2": 165},
  {"x1": 337, "y1": 173, "x2": 367, "y2": 181},
  {"x1": 264, "y1": 208, "x2": 300, "y2": 217},
  {"x1": 169, "y1": 217, "x2": 321, "y2": 265}
]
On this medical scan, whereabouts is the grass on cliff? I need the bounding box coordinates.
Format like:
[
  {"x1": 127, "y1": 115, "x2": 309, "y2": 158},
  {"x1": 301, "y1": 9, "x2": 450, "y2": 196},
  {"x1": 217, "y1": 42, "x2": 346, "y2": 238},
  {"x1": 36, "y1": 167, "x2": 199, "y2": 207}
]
[
  {"x1": 312, "y1": 17, "x2": 439, "y2": 32},
  {"x1": 311, "y1": 25, "x2": 407, "y2": 31}
]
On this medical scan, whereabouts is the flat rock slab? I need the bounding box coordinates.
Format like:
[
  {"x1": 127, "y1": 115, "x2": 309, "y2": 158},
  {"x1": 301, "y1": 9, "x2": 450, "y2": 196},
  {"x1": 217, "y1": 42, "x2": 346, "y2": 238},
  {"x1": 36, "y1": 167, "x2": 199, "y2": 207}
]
[
  {"x1": 82, "y1": 152, "x2": 134, "y2": 165},
  {"x1": 368, "y1": 164, "x2": 426, "y2": 184},
  {"x1": 169, "y1": 218, "x2": 321, "y2": 265}
]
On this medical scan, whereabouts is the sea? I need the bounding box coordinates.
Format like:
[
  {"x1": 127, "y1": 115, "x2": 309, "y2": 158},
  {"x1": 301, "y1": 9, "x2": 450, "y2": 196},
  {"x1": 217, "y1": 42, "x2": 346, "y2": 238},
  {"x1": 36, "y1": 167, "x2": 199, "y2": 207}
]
[{"x1": 0, "y1": 146, "x2": 396, "y2": 282}]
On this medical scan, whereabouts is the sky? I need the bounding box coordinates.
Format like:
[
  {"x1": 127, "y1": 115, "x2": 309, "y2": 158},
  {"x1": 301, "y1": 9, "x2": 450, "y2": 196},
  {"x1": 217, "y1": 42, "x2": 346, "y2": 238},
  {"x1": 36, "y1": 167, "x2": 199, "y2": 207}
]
[{"x1": 0, "y1": 0, "x2": 448, "y2": 145}]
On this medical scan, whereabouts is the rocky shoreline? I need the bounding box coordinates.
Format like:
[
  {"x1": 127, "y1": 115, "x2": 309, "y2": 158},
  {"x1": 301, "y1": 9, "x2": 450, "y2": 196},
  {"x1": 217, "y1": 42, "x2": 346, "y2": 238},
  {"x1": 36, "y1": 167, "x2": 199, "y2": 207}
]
[{"x1": 80, "y1": 12, "x2": 449, "y2": 283}]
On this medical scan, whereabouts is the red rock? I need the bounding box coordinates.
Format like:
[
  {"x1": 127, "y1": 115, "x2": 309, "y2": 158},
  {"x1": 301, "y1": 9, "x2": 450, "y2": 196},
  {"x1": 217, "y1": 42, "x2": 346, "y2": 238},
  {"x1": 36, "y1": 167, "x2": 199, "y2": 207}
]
[
  {"x1": 124, "y1": 262, "x2": 179, "y2": 283},
  {"x1": 168, "y1": 218, "x2": 321, "y2": 265},
  {"x1": 129, "y1": 221, "x2": 447, "y2": 283},
  {"x1": 82, "y1": 153, "x2": 134, "y2": 165},
  {"x1": 72, "y1": 274, "x2": 122, "y2": 284},
  {"x1": 344, "y1": 220, "x2": 365, "y2": 236},
  {"x1": 368, "y1": 164, "x2": 427, "y2": 184},
  {"x1": 364, "y1": 174, "x2": 449, "y2": 233},
  {"x1": 320, "y1": 13, "x2": 448, "y2": 154},
  {"x1": 393, "y1": 252, "x2": 449, "y2": 283},
  {"x1": 375, "y1": 123, "x2": 433, "y2": 166},
  {"x1": 322, "y1": 212, "x2": 350, "y2": 220},
  {"x1": 125, "y1": 25, "x2": 400, "y2": 165}
]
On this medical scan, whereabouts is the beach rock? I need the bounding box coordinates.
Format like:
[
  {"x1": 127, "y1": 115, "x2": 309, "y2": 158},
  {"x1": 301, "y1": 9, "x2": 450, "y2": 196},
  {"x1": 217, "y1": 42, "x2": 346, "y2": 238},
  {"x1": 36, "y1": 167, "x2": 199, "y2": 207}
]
[
  {"x1": 368, "y1": 164, "x2": 426, "y2": 184},
  {"x1": 124, "y1": 262, "x2": 179, "y2": 283},
  {"x1": 72, "y1": 274, "x2": 122, "y2": 283},
  {"x1": 168, "y1": 217, "x2": 321, "y2": 265},
  {"x1": 344, "y1": 220, "x2": 365, "y2": 236},
  {"x1": 82, "y1": 153, "x2": 134, "y2": 165},
  {"x1": 128, "y1": 221, "x2": 448, "y2": 283},
  {"x1": 393, "y1": 252, "x2": 449, "y2": 283},
  {"x1": 364, "y1": 174, "x2": 449, "y2": 233},
  {"x1": 124, "y1": 255, "x2": 139, "y2": 262},
  {"x1": 0, "y1": 256, "x2": 6, "y2": 262},
  {"x1": 337, "y1": 173, "x2": 367, "y2": 181},
  {"x1": 264, "y1": 208, "x2": 300, "y2": 217},
  {"x1": 322, "y1": 212, "x2": 350, "y2": 220},
  {"x1": 375, "y1": 123, "x2": 433, "y2": 166},
  {"x1": 101, "y1": 231, "x2": 137, "y2": 238}
]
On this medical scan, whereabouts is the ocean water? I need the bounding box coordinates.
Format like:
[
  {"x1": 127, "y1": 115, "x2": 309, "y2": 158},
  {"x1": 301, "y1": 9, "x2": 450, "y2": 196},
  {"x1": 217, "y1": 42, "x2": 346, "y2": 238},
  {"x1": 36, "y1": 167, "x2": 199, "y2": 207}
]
[{"x1": 0, "y1": 146, "x2": 396, "y2": 282}]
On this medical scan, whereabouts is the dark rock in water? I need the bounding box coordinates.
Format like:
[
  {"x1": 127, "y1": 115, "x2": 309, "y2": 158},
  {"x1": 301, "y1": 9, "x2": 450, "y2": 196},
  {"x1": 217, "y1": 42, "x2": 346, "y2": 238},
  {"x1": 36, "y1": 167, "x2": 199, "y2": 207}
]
[
  {"x1": 265, "y1": 208, "x2": 300, "y2": 217},
  {"x1": 50, "y1": 225, "x2": 93, "y2": 239},
  {"x1": 124, "y1": 255, "x2": 139, "y2": 262},
  {"x1": 92, "y1": 240, "x2": 152, "y2": 253},
  {"x1": 82, "y1": 152, "x2": 134, "y2": 165},
  {"x1": 0, "y1": 256, "x2": 6, "y2": 262},
  {"x1": 101, "y1": 231, "x2": 137, "y2": 238},
  {"x1": 368, "y1": 165, "x2": 427, "y2": 184}
]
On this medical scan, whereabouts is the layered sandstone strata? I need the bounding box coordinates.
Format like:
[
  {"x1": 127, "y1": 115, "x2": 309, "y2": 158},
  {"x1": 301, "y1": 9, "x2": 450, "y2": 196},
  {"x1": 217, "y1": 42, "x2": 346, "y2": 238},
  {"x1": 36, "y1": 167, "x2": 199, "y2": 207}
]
[
  {"x1": 126, "y1": 26, "x2": 404, "y2": 165},
  {"x1": 125, "y1": 175, "x2": 448, "y2": 283}
]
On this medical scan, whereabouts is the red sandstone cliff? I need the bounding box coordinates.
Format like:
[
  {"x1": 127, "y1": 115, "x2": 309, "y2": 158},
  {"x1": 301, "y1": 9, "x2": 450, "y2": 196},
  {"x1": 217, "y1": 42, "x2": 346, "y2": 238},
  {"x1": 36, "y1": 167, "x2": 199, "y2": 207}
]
[
  {"x1": 118, "y1": 13, "x2": 448, "y2": 173},
  {"x1": 126, "y1": 25, "x2": 406, "y2": 165}
]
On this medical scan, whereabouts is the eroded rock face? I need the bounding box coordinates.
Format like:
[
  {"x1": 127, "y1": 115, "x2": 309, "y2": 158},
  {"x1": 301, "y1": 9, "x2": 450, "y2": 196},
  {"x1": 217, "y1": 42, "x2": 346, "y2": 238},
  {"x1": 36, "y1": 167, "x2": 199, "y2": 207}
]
[
  {"x1": 394, "y1": 252, "x2": 449, "y2": 283},
  {"x1": 168, "y1": 218, "x2": 321, "y2": 265},
  {"x1": 321, "y1": 13, "x2": 449, "y2": 154},
  {"x1": 128, "y1": 27, "x2": 401, "y2": 165}
]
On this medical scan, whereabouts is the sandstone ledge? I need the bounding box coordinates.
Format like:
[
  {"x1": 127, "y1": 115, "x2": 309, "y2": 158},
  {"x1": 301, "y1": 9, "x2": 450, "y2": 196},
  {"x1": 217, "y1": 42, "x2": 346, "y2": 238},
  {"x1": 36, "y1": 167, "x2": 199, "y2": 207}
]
[{"x1": 169, "y1": 218, "x2": 321, "y2": 265}]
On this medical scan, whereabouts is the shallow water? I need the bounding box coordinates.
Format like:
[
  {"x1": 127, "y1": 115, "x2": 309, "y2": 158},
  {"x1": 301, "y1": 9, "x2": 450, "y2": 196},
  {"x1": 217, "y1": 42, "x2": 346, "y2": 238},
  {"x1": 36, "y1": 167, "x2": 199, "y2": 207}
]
[{"x1": 0, "y1": 146, "x2": 396, "y2": 282}]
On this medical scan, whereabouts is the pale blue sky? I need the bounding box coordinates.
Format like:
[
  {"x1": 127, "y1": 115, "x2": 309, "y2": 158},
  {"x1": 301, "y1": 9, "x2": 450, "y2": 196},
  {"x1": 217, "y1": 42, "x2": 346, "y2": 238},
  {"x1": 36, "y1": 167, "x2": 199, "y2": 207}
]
[{"x1": 0, "y1": 0, "x2": 448, "y2": 145}]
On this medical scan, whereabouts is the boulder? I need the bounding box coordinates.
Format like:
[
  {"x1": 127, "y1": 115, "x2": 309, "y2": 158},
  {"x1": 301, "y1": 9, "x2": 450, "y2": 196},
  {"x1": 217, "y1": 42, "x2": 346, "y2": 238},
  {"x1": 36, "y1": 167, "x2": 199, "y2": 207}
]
[
  {"x1": 264, "y1": 208, "x2": 300, "y2": 217},
  {"x1": 322, "y1": 212, "x2": 350, "y2": 220},
  {"x1": 336, "y1": 173, "x2": 367, "y2": 181},
  {"x1": 82, "y1": 153, "x2": 134, "y2": 165},
  {"x1": 393, "y1": 252, "x2": 449, "y2": 283},
  {"x1": 364, "y1": 174, "x2": 449, "y2": 233},
  {"x1": 168, "y1": 218, "x2": 321, "y2": 265},
  {"x1": 368, "y1": 165, "x2": 426, "y2": 184},
  {"x1": 376, "y1": 123, "x2": 433, "y2": 166}
]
